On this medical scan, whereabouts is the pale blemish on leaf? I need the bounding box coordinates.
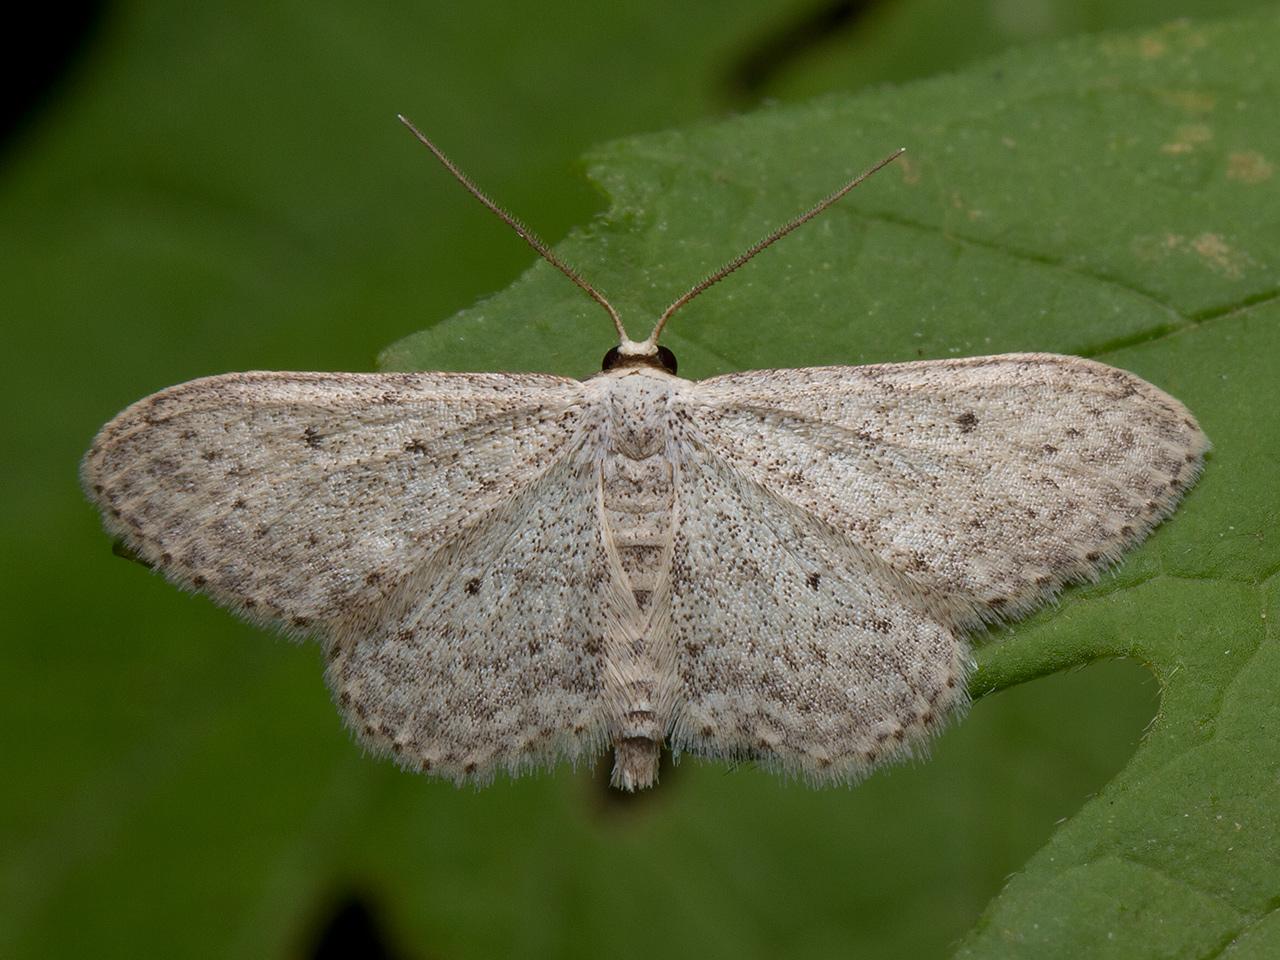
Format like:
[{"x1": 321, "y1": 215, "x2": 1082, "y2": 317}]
[
  {"x1": 1153, "y1": 89, "x2": 1216, "y2": 114},
  {"x1": 1122, "y1": 20, "x2": 1209, "y2": 61},
  {"x1": 896, "y1": 154, "x2": 922, "y2": 186},
  {"x1": 1226, "y1": 150, "x2": 1274, "y2": 184},
  {"x1": 1191, "y1": 232, "x2": 1252, "y2": 278},
  {"x1": 1130, "y1": 231, "x2": 1256, "y2": 279},
  {"x1": 1160, "y1": 124, "x2": 1213, "y2": 156},
  {"x1": 1138, "y1": 34, "x2": 1167, "y2": 60},
  {"x1": 949, "y1": 191, "x2": 985, "y2": 221}
]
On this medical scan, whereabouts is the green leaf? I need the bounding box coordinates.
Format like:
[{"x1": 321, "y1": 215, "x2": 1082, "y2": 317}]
[
  {"x1": 388, "y1": 14, "x2": 1280, "y2": 959},
  {"x1": 6, "y1": 5, "x2": 1278, "y2": 960}
]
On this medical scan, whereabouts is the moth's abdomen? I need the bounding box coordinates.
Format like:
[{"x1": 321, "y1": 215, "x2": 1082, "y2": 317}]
[
  {"x1": 599, "y1": 447, "x2": 678, "y2": 790},
  {"x1": 601, "y1": 454, "x2": 674, "y2": 611}
]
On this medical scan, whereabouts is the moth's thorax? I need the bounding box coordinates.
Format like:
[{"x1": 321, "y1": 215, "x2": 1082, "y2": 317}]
[
  {"x1": 581, "y1": 368, "x2": 678, "y2": 615},
  {"x1": 596, "y1": 366, "x2": 683, "y2": 460}
]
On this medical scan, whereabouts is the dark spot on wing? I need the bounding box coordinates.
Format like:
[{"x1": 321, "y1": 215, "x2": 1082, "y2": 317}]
[
  {"x1": 806, "y1": 572, "x2": 821, "y2": 590},
  {"x1": 464, "y1": 577, "x2": 482, "y2": 596},
  {"x1": 303, "y1": 427, "x2": 322, "y2": 449},
  {"x1": 955, "y1": 411, "x2": 978, "y2": 432}
]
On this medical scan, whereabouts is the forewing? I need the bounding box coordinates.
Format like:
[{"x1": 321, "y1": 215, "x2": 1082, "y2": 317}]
[
  {"x1": 667, "y1": 448, "x2": 969, "y2": 783},
  {"x1": 328, "y1": 454, "x2": 632, "y2": 782},
  {"x1": 82, "y1": 371, "x2": 587, "y2": 630},
  {"x1": 676, "y1": 353, "x2": 1208, "y2": 626}
]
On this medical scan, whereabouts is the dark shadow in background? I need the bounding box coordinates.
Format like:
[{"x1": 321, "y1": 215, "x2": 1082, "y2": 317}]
[
  {"x1": 309, "y1": 892, "x2": 411, "y2": 960},
  {"x1": 2, "y1": 2, "x2": 106, "y2": 150},
  {"x1": 727, "y1": 0, "x2": 881, "y2": 100},
  {"x1": 4, "y1": 1, "x2": 887, "y2": 147}
]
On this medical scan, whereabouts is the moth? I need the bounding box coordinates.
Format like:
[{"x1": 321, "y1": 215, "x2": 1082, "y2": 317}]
[{"x1": 83, "y1": 116, "x2": 1207, "y2": 791}]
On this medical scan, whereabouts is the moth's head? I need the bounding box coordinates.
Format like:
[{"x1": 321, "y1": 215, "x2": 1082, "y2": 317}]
[{"x1": 601, "y1": 339, "x2": 678, "y2": 375}]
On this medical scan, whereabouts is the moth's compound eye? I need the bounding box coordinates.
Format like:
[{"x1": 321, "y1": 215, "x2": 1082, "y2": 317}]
[
  {"x1": 600, "y1": 345, "x2": 678, "y2": 374},
  {"x1": 656, "y1": 346, "x2": 678, "y2": 375}
]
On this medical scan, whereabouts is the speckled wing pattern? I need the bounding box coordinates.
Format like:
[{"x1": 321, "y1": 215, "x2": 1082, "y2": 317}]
[
  {"x1": 666, "y1": 448, "x2": 967, "y2": 781},
  {"x1": 83, "y1": 352, "x2": 1207, "y2": 789},
  {"x1": 328, "y1": 454, "x2": 626, "y2": 781},
  {"x1": 665, "y1": 353, "x2": 1207, "y2": 780},
  {"x1": 83, "y1": 371, "x2": 630, "y2": 781}
]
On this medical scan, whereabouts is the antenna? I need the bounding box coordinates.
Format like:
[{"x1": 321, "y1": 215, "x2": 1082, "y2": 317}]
[
  {"x1": 642, "y1": 147, "x2": 906, "y2": 348},
  {"x1": 400, "y1": 114, "x2": 905, "y2": 355},
  {"x1": 397, "y1": 114, "x2": 630, "y2": 344}
]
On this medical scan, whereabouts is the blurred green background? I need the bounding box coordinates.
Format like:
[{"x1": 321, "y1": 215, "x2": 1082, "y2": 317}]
[{"x1": 2, "y1": 2, "x2": 1273, "y2": 958}]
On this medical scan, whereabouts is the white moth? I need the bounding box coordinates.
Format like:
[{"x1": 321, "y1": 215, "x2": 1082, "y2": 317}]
[{"x1": 83, "y1": 117, "x2": 1208, "y2": 791}]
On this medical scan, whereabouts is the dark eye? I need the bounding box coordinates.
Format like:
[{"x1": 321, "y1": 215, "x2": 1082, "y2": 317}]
[
  {"x1": 656, "y1": 346, "x2": 678, "y2": 375},
  {"x1": 599, "y1": 345, "x2": 679, "y2": 374}
]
